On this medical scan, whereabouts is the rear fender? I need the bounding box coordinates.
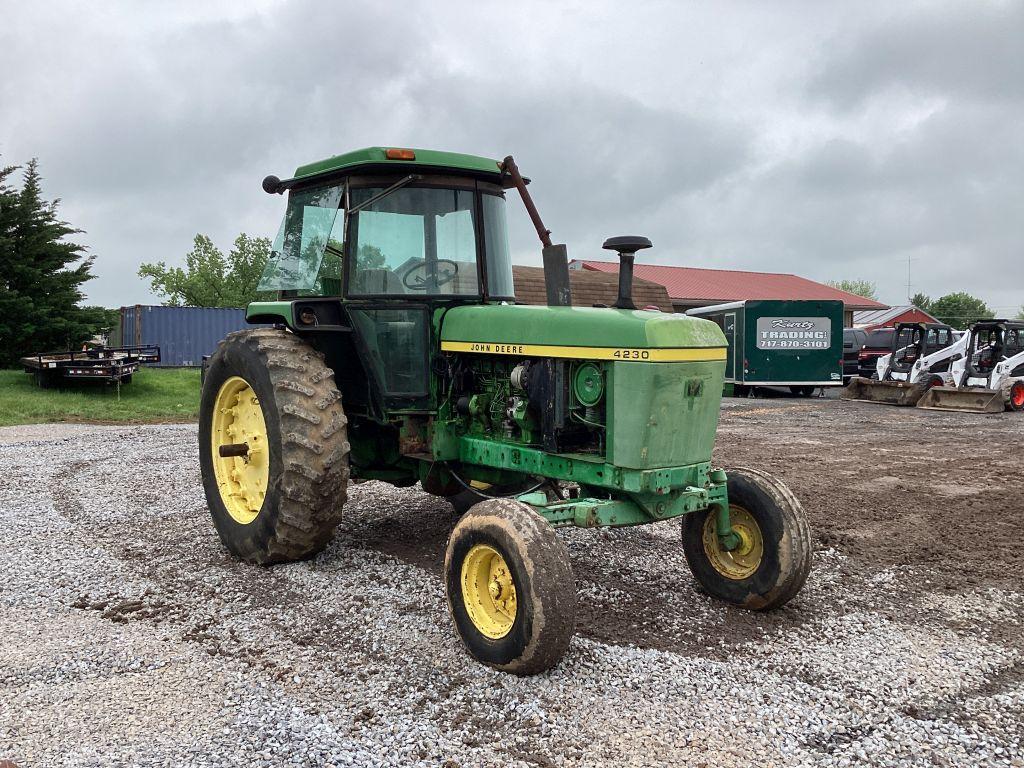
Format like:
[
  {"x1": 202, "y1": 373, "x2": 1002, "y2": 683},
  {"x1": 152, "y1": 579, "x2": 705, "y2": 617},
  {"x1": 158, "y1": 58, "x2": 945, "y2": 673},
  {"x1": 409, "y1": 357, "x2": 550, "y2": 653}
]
[{"x1": 246, "y1": 299, "x2": 352, "y2": 334}]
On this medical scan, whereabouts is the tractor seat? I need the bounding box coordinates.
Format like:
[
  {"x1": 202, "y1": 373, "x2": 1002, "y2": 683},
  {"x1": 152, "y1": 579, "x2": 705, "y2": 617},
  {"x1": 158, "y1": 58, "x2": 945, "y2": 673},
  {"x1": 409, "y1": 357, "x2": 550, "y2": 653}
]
[{"x1": 353, "y1": 268, "x2": 404, "y2": 295}]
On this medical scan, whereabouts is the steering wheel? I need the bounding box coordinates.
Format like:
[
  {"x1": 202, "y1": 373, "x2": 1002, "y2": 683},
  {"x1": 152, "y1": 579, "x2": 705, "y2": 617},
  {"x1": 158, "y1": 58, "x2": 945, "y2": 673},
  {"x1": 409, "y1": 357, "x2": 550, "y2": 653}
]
[{"x1": 402, "y1": 259, "x2": 459, "y2": 291}]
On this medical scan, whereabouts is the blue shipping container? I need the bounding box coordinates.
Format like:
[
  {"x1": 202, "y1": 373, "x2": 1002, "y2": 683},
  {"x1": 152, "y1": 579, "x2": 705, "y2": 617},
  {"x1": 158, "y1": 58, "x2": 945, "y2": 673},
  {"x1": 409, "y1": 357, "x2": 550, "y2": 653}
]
[{"x1": 119, "y1": 305, "x2": 255, "y2": 367}]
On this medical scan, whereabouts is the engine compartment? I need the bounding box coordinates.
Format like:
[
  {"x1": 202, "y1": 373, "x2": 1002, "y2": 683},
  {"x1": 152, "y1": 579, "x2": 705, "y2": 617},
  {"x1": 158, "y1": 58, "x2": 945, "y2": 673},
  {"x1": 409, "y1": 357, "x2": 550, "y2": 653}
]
[{"x1": 442, "y1": 354, "x2": 607, "y2": 457}]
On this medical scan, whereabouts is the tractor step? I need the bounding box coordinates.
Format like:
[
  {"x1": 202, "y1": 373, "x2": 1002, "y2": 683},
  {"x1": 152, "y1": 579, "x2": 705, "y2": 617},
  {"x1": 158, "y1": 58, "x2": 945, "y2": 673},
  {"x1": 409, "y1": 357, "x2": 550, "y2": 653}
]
[
  {"x1": 916, "y1": 386, "x2": 1004, "y2": 413},
  {"x1": 841, "y1": 377, "x2": 928, "y2": 407}
]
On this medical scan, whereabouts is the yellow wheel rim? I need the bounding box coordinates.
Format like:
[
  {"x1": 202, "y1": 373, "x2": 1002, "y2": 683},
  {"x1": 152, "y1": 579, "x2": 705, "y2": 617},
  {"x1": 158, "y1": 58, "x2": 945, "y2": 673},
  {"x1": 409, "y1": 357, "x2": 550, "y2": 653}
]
[
  {"x1": 460, "y1": 544, "x2": 517, "y2": 639},
  {"x1": 702, "y1": 505, "x2": 764, "y2": 580},
  {"x1": 210, "y1": 376, "x2": 269, "y2": 525}
]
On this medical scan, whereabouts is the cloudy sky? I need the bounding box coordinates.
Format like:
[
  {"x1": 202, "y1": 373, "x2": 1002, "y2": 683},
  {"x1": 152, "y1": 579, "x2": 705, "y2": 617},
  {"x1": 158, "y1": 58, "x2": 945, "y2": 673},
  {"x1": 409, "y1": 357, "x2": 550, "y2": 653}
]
[{"x1": 2, "y1": 1, "x2": 1021, "y2": 313}]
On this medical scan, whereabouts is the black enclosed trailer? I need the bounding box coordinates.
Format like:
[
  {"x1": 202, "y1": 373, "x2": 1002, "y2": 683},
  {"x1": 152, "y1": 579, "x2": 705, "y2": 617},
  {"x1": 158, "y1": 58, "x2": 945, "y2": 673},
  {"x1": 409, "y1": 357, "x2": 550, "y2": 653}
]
[{"x1": 21, "y1": 345, "x2": 161, "y2": 388}]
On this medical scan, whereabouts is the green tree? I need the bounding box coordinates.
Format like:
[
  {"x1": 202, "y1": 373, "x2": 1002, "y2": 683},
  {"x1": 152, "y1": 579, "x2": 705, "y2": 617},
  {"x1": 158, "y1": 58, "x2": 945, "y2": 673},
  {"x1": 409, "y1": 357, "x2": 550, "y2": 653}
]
[
  {"x1": 827, "y1": 279, "x2": 879, "y2": 301},
  {"x1": 356, "y1": 243, "x2": 385, "y2": 270},
  {"x1": 909, "y1": 292, "x2": 932, "y2": 311},
  {"x1": 0, "y1": 159, "x2": 108, "y2": 367},
  {"x1": 81, "y1": 306, "x2": 121, "y2": 341},
  {"x1": 929, "y1": 292, "x2": 995, "y2": 330},
  {"x1": 139, "y1": 232, "x2": 271, "y2": 307}
]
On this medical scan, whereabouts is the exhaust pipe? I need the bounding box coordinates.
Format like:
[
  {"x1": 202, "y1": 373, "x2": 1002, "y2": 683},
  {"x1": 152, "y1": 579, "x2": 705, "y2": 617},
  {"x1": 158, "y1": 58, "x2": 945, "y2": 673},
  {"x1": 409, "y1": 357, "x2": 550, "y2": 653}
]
[
  {"x1": 542, "y1": 244, "x2": 572, "y2": 307},
  {"x1": 501, "y1": 155, "x2": 572, "y2": 307},
  {"x1": 602, "y1": 236, "x2": 652, "y2": 310}
]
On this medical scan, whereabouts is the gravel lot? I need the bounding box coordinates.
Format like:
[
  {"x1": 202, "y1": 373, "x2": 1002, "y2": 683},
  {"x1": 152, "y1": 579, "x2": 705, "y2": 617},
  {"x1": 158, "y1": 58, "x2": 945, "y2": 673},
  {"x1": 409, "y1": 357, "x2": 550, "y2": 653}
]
[{"x1": 1, "y1": 398, "x2": 1022, "y2": 767}]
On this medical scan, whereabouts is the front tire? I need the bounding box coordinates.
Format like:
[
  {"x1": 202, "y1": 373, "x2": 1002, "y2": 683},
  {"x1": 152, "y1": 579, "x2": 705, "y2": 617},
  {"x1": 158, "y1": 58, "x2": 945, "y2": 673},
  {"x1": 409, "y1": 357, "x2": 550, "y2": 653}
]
[
  {"x1": 445, "y1": 499, "x2": 576, "y2": 675},
  {"x1": 682, "y1": 467, "x2": 811, "y2": 610},
  {"x1": 199, "y1": 329, "x2": 350, "y2": 565}
]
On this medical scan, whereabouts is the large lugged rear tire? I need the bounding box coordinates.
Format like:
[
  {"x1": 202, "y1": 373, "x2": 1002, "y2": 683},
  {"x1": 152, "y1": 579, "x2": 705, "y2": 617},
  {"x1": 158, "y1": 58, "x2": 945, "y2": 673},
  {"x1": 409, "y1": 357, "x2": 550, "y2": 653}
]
[
  {"x1": 682, "y1": 467, "x2": 811, "y2": 610},
  {"x1": 445, "y1": 499, "x2": 576, "y2": 675},
  {"x1": 199, "y1": 329, "x2": 350, "y2": 565}
]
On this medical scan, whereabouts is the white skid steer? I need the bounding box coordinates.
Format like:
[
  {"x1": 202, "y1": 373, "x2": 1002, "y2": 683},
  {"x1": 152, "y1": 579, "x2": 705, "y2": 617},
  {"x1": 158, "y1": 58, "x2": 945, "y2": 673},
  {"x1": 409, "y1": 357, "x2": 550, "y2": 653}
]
[
  {"x1": 918, "y1": 320, "x2": 1024, "y2": 413},
  {"x1": 842, "y1": 322, "x2": 965, "y2": 407}
]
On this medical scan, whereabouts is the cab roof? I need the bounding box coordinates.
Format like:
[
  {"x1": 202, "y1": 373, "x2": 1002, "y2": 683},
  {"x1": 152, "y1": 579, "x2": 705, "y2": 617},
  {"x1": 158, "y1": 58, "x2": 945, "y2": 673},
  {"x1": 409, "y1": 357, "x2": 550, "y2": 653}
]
[{"x1": 292, "y1": 147, "x2": 503, "y2": 184}]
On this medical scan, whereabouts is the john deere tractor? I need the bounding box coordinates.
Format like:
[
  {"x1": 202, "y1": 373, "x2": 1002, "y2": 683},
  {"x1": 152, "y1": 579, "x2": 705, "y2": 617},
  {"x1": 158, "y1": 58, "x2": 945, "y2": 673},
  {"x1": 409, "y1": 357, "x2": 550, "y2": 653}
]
[{"x1": 199, "y1": 147, "x2": 812, "y2": 675}]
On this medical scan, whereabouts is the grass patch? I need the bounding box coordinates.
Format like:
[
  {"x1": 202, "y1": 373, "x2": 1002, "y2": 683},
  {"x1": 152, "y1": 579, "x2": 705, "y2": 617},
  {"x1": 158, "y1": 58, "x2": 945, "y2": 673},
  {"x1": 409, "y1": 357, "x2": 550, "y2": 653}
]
[{"x1": 0, "y1": 367, "x2": 201, "y2": 427}]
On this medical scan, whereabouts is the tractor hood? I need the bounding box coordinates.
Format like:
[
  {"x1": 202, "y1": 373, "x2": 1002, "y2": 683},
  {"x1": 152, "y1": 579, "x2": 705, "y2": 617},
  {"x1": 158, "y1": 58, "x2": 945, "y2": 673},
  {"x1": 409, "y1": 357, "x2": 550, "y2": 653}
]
[{"x1": 439, "y1": 304, "x2": 726, "y2": 362}]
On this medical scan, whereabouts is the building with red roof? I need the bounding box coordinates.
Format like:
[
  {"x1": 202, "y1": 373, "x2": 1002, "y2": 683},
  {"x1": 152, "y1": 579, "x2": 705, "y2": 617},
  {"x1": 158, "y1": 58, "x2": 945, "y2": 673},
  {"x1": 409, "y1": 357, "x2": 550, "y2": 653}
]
[
  {"x1": 852, "y1": 305, "x2": 939, "y2": 330},
  {"x1": 569, "y1": 260, "x2": 887, "y2": 327}
]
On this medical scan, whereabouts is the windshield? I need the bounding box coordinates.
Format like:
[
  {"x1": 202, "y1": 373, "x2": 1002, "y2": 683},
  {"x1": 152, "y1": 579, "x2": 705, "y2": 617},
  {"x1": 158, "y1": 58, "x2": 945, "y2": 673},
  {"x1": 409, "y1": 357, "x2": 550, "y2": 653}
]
[
  {"x1": 349, "y1": 186, "x2": 480, "y2": 296},
  {"x1": 257, "y1": 180, "x2": 514, "y2": 298},
  {"x1": 257, "y1": 185, "x2": 344, "y2": 292},
  {"x1": 969, "y1": 327, "x2": 1002, "y2": 372}
]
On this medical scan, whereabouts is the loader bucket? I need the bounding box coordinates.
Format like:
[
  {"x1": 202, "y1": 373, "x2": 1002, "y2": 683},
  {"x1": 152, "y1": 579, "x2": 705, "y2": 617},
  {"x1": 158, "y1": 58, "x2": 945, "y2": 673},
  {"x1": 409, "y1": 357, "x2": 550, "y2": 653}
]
[
  {"x1": 916, "y1": 386, "x2": 1004, "y2": 413},
  {"x1": 841, "y1": 377, "x2": 927, "y2": 407}
]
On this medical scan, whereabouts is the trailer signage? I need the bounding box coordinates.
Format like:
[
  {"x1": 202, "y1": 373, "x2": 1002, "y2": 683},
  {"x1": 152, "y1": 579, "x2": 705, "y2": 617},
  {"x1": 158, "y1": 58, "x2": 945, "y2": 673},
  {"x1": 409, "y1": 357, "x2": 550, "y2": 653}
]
[{"x1": 756, "y1": 317, "x2": 832, "y2": 350}]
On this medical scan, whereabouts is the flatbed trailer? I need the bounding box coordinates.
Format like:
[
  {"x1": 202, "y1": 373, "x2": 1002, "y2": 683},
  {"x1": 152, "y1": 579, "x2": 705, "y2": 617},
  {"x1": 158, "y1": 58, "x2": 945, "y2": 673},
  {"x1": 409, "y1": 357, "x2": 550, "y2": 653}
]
[{"x1": 21, "y1": 345, "x2": 161, "y2": 387}]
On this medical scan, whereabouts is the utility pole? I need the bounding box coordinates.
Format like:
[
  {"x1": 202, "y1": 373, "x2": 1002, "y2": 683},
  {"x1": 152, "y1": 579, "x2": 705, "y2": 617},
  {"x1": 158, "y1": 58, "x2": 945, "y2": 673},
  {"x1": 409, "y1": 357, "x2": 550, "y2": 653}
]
[{"x1": 906, "y1": 255, "x2": 912, "y2": 304}]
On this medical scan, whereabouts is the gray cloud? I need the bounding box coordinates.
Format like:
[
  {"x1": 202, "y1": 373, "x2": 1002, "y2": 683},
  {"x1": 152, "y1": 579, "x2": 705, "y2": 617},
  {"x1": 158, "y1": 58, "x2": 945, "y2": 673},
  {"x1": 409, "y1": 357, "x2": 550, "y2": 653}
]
[
  {"x1": 1, "y1": 0, "x2": 1020, "y2": 315},
  {"x1": 808, "y1": 2, "x2": 1024, "y2": 107}
]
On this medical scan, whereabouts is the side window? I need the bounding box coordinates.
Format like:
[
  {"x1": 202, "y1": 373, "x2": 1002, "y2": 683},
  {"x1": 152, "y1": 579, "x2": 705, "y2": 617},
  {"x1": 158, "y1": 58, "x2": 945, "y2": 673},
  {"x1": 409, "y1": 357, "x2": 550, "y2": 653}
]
[
  {"x1": 258, "y1": 185, "x2": 344, "y2": 292},
  {"x1": 318, "y1": 215, "x2": 346, "y2": 295},
  {"x1": 1006, "y1": 329, "x2": 1021, "y2": 356}
]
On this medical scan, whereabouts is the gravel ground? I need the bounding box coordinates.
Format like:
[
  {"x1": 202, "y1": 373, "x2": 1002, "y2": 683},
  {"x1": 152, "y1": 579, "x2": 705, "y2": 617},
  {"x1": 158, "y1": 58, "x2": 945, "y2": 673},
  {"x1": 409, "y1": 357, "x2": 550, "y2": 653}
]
[{"x1": 1, "y1": 399, "x2": 1022, "y2": 767}]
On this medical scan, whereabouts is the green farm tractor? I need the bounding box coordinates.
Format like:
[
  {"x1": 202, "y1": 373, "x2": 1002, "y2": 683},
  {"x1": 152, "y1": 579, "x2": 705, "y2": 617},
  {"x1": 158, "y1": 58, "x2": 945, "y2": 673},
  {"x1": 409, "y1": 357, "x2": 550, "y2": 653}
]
[{"x1": 199, "y1": 147, "x2": 812, "y2": 674}]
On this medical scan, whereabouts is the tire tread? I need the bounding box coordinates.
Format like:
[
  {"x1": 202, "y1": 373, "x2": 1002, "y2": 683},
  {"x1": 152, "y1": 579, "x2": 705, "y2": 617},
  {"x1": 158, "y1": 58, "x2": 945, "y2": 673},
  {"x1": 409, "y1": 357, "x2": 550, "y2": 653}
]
[{"x1": 205, "y1": 328, "x2": 349, "y2": 564}]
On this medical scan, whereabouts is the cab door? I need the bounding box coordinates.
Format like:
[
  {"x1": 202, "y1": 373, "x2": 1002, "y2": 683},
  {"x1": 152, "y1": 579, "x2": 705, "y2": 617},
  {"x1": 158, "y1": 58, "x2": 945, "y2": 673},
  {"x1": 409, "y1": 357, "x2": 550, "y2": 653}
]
[{"x1": 345, "y1": 304, "x2": 431, "y2": 410}]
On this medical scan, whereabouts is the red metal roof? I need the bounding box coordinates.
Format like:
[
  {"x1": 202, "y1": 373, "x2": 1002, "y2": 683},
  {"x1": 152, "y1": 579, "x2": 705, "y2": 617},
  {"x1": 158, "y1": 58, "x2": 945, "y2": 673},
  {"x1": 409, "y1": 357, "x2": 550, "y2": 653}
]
[{"x1": 571, "y1": 260, "x2": 887, "y2": 310}]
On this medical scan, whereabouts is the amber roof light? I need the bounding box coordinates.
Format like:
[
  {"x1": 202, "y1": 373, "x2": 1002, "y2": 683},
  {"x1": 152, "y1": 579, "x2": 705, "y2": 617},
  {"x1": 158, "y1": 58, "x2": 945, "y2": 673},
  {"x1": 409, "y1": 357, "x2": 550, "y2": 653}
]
[{"x1": 385, "y1": 148, "x2": 416, "y2": 160}]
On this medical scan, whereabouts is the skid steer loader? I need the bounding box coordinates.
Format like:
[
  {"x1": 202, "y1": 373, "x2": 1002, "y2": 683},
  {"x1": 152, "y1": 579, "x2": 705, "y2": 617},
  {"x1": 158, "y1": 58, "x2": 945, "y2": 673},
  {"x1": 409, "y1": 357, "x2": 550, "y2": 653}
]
[
  {"x1": 918, "y1": 320, "x2": 1024, "y2": 413},
  {"x1": 197, "y1": 147, "x2": 813, "y2": 675},
  {"x1": 842, "y1": 322, "x2": 964, "y2": 406}
]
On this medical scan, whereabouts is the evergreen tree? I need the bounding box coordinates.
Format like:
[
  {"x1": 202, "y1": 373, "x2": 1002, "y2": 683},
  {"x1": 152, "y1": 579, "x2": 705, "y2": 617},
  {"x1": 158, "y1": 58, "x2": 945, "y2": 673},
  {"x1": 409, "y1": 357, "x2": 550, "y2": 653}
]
[{"x1": 0, "y1": 159, "x2": 104, "y2": 367}]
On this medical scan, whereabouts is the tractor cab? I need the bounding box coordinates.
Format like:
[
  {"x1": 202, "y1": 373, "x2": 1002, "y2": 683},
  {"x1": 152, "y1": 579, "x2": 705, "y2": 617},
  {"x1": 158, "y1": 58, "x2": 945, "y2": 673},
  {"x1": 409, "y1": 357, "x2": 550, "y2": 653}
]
[
  {"x1": 251, "y1": 148, "x2": 517, "y2": 412},
  {"x1": 256, "y1": 147, "x2": 515, "y2": 302}
]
